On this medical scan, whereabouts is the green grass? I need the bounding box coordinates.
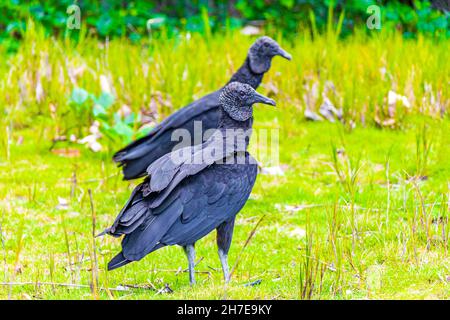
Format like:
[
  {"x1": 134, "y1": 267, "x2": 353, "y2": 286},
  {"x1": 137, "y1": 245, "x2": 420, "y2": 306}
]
[{"x1": 0, "y1": 22, "x2": 449, "y2": 299}]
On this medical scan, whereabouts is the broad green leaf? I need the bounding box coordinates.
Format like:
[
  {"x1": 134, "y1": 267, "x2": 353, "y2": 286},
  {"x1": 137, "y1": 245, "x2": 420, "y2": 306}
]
[
  {"x1": 124, "y1": 112, "x2": 138, "y2": 125},
  {"x1": 280, "y1": 0, "x2": 294, "y2": 9},
  {"x1": 93, "y1": 104, "x2": 107, "y2": 118},
  {"x1": 95, "y1": 92, "x2": 115, "y2": 108},
  {"x1": 113, "y1": 121, "x2": 134, "y2": 141},
  {"x1": 71, "y1": 88, "x2": 89, "y2": 105}
]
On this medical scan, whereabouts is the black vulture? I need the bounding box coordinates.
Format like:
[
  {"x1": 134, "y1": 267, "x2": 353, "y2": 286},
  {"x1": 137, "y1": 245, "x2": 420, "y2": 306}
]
[
  {"x1": 113, "y1": 36, "x2": 290, "y2": 180},
  {"x1": 100, "y1": 82, "x2": 276, "y2": 284}
]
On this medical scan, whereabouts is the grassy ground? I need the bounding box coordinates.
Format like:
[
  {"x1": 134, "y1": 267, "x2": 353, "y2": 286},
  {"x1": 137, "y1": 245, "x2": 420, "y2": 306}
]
[
  {"x1": 0, "y1": 119, "x2": 449, "y2": 299},
  {"x1": 0, "y1": 24, "x2": 449, "y2": 299}
]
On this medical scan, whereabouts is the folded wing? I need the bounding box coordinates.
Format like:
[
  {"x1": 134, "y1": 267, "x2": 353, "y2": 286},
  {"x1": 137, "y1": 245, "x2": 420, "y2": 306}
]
[{"x1": 113, "y1": 91, "x2": 221, "y2": 180}]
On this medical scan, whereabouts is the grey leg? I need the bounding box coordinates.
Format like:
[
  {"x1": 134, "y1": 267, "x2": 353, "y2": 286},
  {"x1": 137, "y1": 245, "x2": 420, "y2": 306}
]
[
  {"x1": 218, "y1": 248, "x2": 230, "y2": 283},
  {"x1": 183, "y1": 244, "x2": 196, "y2": 285},
  {"x1": 216, "y1": 217, "x2": 235, "y2": 283}
]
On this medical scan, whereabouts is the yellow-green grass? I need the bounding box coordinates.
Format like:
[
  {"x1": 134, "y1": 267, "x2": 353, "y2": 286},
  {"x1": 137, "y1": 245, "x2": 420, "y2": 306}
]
[
  {"x1": 0, "y1": 21, "x2": 448, "y2": 140},
  {"x1": 0, "y1": 22, "x2": 449, "y2": 299}
]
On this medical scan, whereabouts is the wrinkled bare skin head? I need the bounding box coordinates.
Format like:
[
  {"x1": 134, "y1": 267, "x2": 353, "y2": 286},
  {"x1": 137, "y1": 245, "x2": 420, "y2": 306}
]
[
  {"x1": 248, "y1": 36, "x2": 292, "y2": 74},
  {"x1": 220, "y1": 82, "x2": 276, "y2": 121}
]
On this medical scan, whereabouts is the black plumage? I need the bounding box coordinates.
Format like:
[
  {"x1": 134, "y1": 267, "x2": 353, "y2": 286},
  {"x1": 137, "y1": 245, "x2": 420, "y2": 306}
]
[
  {"x1": 101, "y1": 82, "x2": 276, "y2": 284},
  {"x1": 113, "y1": 36, "x2": 291, "y2": 180}
]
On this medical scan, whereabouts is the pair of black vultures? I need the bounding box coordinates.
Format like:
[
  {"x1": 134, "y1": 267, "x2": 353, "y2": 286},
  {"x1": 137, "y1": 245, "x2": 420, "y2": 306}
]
[{"x1": 99, "y1": 36, "x2": 292, "y2": 284}]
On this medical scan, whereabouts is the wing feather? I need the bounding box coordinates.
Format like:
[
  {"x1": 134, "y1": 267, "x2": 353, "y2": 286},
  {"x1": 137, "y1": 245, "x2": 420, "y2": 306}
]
[{"x1": 121, "y1": 198, "x2": 184, "y2": 261}]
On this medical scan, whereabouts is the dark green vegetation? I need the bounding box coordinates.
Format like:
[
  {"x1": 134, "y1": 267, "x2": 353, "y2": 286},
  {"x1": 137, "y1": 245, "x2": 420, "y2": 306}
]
[
  {"x1": 1, "y1": 0, "x2": 448, "y2": 52},
  {"x1": 0, "y1": 2, "x2": 449, "y2": 299}
]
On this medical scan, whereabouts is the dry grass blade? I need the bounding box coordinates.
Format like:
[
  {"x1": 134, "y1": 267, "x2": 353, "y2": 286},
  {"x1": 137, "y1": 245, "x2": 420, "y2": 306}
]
[
  {"x1": 88, "y1": 189, "x2": 99, "y2": 299},
  {"x1": 175, "y1": 257, "x2": 205, "y2": 275},
  {"x1": 230, "y1": 215, "x2": 265, "y2": 278},
  {"x1": 0, "y1": 282, "x2": 135, "y2": 292},
  {"x1": 0, "y1": 210, "x2": 10, "y2": 299}
]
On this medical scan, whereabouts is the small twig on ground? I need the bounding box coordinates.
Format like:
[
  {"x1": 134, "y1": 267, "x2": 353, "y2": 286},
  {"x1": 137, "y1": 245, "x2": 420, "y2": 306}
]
[
  {"x1": 279, "y1": 202, "x2": 450, "y2": 213},
  {"x1": 0, "y1": 282, "x2": 130, "y2": 292},
  {"x1": 118, "y1": 283, "x2": 157, "y2": 291},
  {"x1": 48, "y1": 135, "x2": 68, "y2": 151},
  {"x1": 156, "y1": 283, "x2": 174, "y2": 295},
  {"x1": 243, "y1": 279, "x2": 262, "y2": 287},
  {"x1": 174, "y1": 257, "x2": 204, "y2": 275},
  {"x1": 207, "y1": 265, "x2": 220, "y2": 272}
]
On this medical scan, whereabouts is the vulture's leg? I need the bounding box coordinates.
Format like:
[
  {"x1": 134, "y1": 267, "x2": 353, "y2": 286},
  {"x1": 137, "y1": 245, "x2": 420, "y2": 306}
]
[
  {"x1": 216, "y1": 217, "x2": 236, "y2": 283},
  {"x1": 183, "y1": 244, "x2": 196, "y2": 285}
]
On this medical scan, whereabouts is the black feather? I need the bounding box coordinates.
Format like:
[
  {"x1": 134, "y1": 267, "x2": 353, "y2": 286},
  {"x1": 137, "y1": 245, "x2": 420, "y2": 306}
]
[
  {"x1": 104, "y1": 82, "x2": 273, "y2": 274},
  {"x1": 113, "y1": 93, "x2": 220, "y2": 180},
  {"x1": 108, "y1": 252, "x2": 131, "y2": 271}
]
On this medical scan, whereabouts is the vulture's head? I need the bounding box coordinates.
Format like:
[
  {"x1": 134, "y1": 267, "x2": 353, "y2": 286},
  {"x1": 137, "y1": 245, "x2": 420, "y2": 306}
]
[
  {"x1": 248, "y1": 36, "x2": 292, "y2": 74},
  {"x1": 220, "y1": 82, "x2": 276, "y2": 121}
]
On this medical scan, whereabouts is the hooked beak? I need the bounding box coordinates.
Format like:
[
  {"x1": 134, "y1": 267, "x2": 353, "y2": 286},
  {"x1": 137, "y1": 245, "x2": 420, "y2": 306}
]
[
  {"x1": 252, "y1": 91, "x2": 276, "y2": 107},
  {"x1": 277, "y1": 47, "x2": 292, "y2": 60}
]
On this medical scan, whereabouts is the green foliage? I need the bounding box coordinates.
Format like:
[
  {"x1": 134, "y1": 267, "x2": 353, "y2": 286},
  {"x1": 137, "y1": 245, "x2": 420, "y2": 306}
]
[
  {"x1": 70, "y1": 87, "x2": 89, "y2": 105},
  {"x1": 0, "y1": 0, "x2": 448, "y2": 52},
  {"x1": 237, "y1": 0, "x2": 448, "y2": 37},
  {"x1": 0, "y1": 0, "x2": 239, "y2": 48},
  {"x1": 383, "y1": 0, "x2": 449, "y2": 38},
  {"x1": 69, "y1": 87, "x2": 147, "y2": 146}
]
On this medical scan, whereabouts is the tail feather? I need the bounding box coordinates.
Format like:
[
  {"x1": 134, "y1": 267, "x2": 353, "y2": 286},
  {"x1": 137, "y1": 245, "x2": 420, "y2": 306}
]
[
  {"x1": 113, "y1": 130, "x2": 158, "y2": 163},
  {"x1": 95, "y1": 227, "x2": 111, "y2": 238},
  {"x1": 108, "y1": 252, "x2": 132, "y2": 271}
]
